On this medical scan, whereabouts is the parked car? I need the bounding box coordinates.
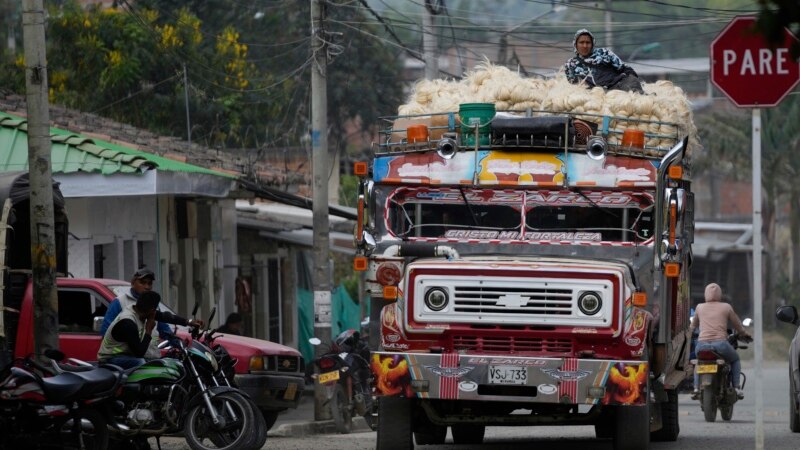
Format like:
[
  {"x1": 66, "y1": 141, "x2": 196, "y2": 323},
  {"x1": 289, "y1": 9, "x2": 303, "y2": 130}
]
[
  {"x1": 5, "y1": 274, "x2": 304, "y2": 430},
  {"x1": 776, "y1": 305, "x2": 800, "y2": 432}
]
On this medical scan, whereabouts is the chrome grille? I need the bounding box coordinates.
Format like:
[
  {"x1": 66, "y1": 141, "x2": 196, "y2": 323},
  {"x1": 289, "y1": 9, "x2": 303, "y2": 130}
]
[
  {"x1": 453, "y1": 286, "x2": 573, "y2": 315},
  {"x1": 271, "y1": 355, "x2": 301, "y2": 373},
  {"x1": 413, "y1": 273, "x2": 615, "y2": 327},
  {"x1": 452, "y1": 335, "x2": 572, "y2": 354}
]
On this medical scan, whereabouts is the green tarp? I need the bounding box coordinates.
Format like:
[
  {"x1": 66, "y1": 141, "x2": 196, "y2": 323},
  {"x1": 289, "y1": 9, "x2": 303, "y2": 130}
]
[{"x1": 297, "y1": 285, "x2": 362, "y2": 363}]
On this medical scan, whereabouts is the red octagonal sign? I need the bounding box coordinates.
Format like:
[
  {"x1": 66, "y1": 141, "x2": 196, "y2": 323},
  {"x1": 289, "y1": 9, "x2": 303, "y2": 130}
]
[{"x1": 711, "y1": 15, "x2": 800, "y2": 107}]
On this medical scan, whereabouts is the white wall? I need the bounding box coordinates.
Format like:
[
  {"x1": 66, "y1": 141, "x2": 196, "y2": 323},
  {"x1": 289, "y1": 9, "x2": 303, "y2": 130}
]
[{"x1": 64, "y1": 195, "x2": 237, "y2": 322}]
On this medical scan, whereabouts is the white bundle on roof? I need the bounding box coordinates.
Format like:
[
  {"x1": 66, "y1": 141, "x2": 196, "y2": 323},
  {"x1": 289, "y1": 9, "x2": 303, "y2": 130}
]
[{"x1": 397, "y1": 62, "x2": 700, "y2": 155}]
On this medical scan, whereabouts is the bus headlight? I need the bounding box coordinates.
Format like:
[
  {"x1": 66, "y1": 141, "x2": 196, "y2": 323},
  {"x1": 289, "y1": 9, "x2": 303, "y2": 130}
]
[
  {"x1": 578, "y1": 292, "x2": 602, "y2": 316},
  {"x1": 424, "y1": 288, "x2": 449, "y2": 311}
]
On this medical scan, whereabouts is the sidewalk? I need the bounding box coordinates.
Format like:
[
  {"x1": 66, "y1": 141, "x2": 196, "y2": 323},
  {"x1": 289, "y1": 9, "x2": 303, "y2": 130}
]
[{"x1": 267, "y1": 385, "x2": 373, "y2": 437}]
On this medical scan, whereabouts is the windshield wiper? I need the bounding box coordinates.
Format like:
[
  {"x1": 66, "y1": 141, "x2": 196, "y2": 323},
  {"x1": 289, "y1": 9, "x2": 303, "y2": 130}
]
[
  {"x1": 459, "y1": 187, "x2": 481, "y2": 227},
  {"x1": 574, "y1": 189, "x2": 621, "y2": 221}
]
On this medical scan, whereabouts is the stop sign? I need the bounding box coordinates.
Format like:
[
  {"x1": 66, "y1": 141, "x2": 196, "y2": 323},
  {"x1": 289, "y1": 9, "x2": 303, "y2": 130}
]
[{"x1": 711, "y1": 15, "x2": 800, "y2": 107}]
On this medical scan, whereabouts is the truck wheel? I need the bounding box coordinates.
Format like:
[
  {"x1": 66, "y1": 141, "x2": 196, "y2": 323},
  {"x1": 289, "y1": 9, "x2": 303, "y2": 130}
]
[
  {"x1": 702, "y1": 386, "x2": 717, "y2": 422},
  {"x1": 650, "y1": 389, "x2": 679, "y2": 441},
  {"x1": 413, "y1": 410, "x2": 446, "y2": 445},
  {"x1": 613, "y1": 404, "x2": 649, "y2": 450},
  {"x1": 377, "y1": 397, "x2": 412, "y2": 450},
  {"x1": 791, "y1": 371, "x2": 800, "y2": 432},
  {"x1": 451, "y1": 424, "x2": 484, "y2": 444},
  {"x1": 594, "y1": 411, "x2": 613, "y2": 439}
]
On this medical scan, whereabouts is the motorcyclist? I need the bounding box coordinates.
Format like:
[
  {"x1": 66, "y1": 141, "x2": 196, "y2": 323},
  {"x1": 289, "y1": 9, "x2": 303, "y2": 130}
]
[
  {"x1": 689, "y1": 283, "x2": 751, "y2": 400},
  {"x1": 98, "y1": 291, "x2": 194, "y2": 369}
]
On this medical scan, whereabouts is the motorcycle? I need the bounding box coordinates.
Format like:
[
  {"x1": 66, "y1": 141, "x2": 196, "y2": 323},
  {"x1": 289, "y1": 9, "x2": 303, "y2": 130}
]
[
  {"x1": 0, "y1": 349, "x2": 123, "y2": 450},
  {"x1": 308, "y1": 329, "x2": 375, "y2": 434},
  {"x1": 693, "y1": 317, "x2": 753, "y2": 422},
  {"x1": 84, "y1": 304, "x2": 257, "y2": 450},
  {"x1": 192, "y1": 307, "x2": 268, "y2": 450}
]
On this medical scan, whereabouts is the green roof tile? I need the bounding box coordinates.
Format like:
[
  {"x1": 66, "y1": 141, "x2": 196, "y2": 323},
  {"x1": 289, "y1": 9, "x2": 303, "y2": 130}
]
[{"x1": 0, "y1": 111, "x2": 235, "y2": 179}]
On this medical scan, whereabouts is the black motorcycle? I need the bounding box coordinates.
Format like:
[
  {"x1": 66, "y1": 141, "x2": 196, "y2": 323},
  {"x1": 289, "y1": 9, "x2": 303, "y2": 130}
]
[
  {"x1": 693, "y1": 318, "x2": 753, "y2": 422},
  {"x1": 192, "y1": 307, "x2": 268, "y2": 450},
  {"x1": 68, "y1": 307, "x2": 258, "y2": 450},
  {"x1": 0, "y1": 349, "x2": 123, "y2": 450},
  {"x1": 309, "y1": 329, "x2": 375, "y2": 433}
]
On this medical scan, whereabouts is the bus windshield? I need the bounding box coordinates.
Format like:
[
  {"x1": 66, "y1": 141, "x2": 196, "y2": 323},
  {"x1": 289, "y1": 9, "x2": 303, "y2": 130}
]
[{"x1": 386, "y1": 188, "x2": 654, "y2": 243}]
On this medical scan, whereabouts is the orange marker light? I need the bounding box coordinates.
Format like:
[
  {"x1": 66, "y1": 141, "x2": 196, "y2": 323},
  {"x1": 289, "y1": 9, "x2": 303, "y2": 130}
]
[
  {"x1": 355, "y1": 195, "x2": 365, "y2": 238},
  {"x1": 669, "y1": 203, "x2": 677, "y2": 246},
  {"x1": 353, "y1": 161, "x2": 368, "y2": 176},
  {"x1": 668, "y1": 165, "x2": 683, "y2": 180},
  {"x1": 353, "y1": 256, "x2": 368, "y2": 271},
  {"x1": 383, "y1": 285, "x2": 398, "y2": 300},
  {"x1": 632, "y1": 292, "x2": 647, "y2": 307},
  {"x1": 664, "y1": 262, "x2": 680, "y2": 278}
]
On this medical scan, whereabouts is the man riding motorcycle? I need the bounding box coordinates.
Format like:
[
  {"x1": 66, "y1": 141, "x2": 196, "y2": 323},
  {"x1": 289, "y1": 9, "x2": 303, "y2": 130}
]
[{"x1": 689, "y1": 283, "x2": 751, "y2": 400}]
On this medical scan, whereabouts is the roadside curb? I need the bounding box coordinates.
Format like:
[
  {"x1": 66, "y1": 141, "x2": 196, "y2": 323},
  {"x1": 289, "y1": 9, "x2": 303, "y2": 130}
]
[{"x1": 267, "y1": 416, "x2": 372, "y2": 437}]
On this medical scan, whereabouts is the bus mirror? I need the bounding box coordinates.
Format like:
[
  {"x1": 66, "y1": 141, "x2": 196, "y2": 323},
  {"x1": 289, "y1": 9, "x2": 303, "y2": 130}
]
[
  {"x1": 355, "y1": 229, "x2": 376, "y2": 252},
  {"x1": 363, "y1": 231, "x2": 376, "y2": 250}
]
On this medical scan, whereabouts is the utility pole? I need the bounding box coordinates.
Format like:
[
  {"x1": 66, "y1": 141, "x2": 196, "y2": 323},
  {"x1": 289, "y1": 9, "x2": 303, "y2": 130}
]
[
  {"x1": 183, "y1": 64, "x2": 191, "y2": 144},
  {"x1": 310, "y1": 0, "x2": 332, "y2": 422},
  {"x1": 22, "y1": 0, "x2": 59, "y2": 360},
  {"x1": 604, "y1": 0, "x2": 613, "y2": 50},
  {"x1": 423, "y1": 0, "x2": 438, "y2": 80}
]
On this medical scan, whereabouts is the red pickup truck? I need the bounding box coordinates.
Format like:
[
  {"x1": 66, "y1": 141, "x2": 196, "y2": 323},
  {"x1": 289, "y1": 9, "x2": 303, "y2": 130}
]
[{"x1": 5, "y1": 274, "x2": 304, "y2": 429}]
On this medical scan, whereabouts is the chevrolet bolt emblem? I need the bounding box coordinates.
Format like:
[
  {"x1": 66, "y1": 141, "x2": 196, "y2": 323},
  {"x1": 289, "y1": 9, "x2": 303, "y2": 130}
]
[{"x1": 495, "y1": 293, "x2": 529, "y2": 308}]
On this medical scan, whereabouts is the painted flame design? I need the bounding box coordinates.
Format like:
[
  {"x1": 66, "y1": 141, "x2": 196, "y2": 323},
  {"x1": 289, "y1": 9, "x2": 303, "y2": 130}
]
[
  {"x1": 604, "y1": 363, "x2": 647, "y2": 404},
  {"x1": 371, "y1": 354, "x2": 410, "y2": 396}
]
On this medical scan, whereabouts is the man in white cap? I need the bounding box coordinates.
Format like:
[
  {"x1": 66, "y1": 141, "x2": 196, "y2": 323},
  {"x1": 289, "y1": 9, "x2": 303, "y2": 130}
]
[{"x1": 100, "y1": 267, "x2": 201, "y2": 349}]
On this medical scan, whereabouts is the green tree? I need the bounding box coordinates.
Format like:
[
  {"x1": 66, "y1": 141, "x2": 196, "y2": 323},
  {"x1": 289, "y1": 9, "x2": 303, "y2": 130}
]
[
  {"x1": 756, "y1": 0, "x2": 800, "y2": 57},
  {"x1": 1, "y1": 1, "x2": 406, "y2": 152},
  {"x1": 696, "y1": 100, "x2": 800, "y2": 314}
]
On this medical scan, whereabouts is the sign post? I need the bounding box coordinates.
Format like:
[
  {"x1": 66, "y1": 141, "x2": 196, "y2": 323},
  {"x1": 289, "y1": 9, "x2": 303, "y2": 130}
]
[{"x1": 710, "y1": 15, "x2": 800, "y2": 450}]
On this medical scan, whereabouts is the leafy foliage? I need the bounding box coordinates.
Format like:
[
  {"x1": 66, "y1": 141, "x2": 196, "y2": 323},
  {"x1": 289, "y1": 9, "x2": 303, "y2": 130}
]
[
  {"x1": 0, "y1": 0, "x2": 405, "y2": 151},
  {"x1": 756, "y1": 0, "x2": 800, "y2": 58}
]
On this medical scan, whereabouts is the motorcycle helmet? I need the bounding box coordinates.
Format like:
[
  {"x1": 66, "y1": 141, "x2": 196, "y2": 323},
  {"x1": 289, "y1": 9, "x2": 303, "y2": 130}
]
[{"x1": 333, "y1": 329, "x2": 359, "y2": 353}]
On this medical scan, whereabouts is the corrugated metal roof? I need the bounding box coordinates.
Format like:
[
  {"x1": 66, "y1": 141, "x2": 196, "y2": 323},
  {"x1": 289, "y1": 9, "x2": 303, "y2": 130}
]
[{"x1": 0, "y1": 112, "x2": 234, "y2": 178}]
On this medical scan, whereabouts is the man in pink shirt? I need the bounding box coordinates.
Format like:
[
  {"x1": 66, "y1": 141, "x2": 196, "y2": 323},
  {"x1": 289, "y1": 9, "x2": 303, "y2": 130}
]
[{"x1": 689, "y1": 283, "x2": 752, "y2": 399}]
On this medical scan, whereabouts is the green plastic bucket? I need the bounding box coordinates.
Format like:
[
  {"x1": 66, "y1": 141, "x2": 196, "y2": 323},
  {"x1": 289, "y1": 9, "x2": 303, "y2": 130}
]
[{"x1": 459, "y1": 103, "x2": 495, "y2": 146}]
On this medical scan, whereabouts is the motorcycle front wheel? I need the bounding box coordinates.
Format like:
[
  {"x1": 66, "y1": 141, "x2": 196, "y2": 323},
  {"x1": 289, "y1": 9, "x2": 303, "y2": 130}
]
[{"x1": 184, "y1": 391, "x2": 255, "y2": 450}]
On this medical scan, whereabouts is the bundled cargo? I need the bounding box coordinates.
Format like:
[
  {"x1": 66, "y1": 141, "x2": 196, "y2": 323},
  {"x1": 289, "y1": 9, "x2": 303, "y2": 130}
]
[{"x1": 393, "y1": 63, "x2": 699, "y2": 155}]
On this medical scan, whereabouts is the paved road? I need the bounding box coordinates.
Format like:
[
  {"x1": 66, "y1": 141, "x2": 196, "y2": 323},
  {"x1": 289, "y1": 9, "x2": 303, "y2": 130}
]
[{"x1": 160, "y1": 360, "x2": 798, "y2": 449}]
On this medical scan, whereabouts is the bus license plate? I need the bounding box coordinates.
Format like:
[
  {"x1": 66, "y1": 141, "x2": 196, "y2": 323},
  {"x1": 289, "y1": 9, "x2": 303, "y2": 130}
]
[
  {"x1": 488, "y1": 365, "x2": 527, "y2": 385},
  {"x1": 696, "y1": 364, "x2": 717, "y2": 374},
  {"x1": 318, "y1": 370, "x2": 340, "y2": 384}
]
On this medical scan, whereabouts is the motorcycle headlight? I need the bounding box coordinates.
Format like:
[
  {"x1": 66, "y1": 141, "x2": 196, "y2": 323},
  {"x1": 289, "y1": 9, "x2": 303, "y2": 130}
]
[
  {"x1": 578, "y1": 291, "x2": 602, "y2": 316},
  {"x1": 424, "y1": 288, "x2": 449, "y2": 311},
  {"x1": 206, "y1": 351, "x2": 219, "y2": 372}
]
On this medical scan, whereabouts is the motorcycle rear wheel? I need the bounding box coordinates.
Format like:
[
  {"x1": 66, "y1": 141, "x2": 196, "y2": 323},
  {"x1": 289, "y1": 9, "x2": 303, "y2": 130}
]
[
  {"x1": 184, "y1": 391, "x2": 255, "y2": 450},
  {"x1": 331, "y1": 384, "x2": 353, "y2": 434},
  {"x1": 58, "y1": 409, "x2": 109, "y2": 450},
  {"x1": 702, "y1": 386, "x2": 717, "y2": 422},
  {"x1": 720, "y1": 403, "x2": 734, "y2": 421},
  {"x1": 244, "y1": 396, "x2": 268, "y2": 449}
]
